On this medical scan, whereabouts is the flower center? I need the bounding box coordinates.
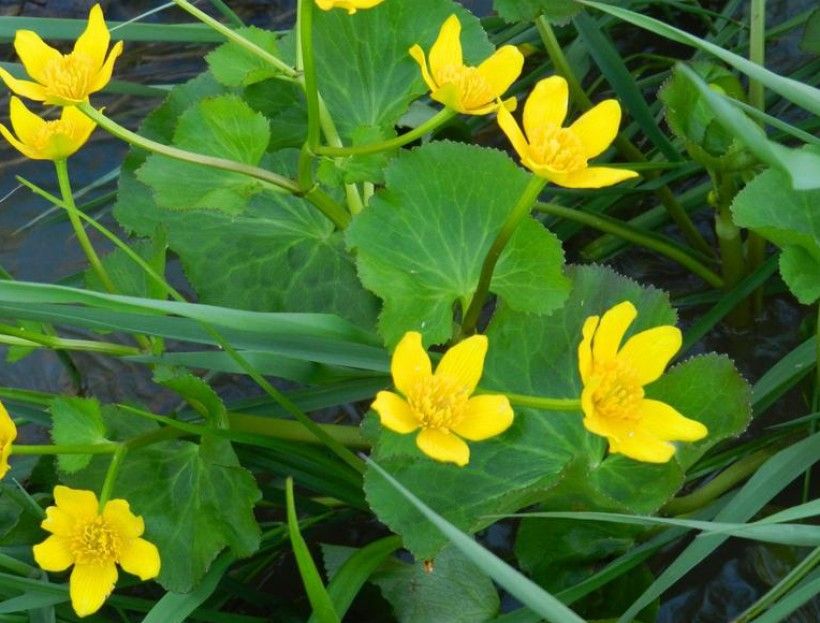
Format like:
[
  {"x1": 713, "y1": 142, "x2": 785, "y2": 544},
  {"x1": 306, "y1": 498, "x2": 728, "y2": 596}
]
[
  {"x1": 32, "y1": 119, "x2": 76, "y2": 150},
  {"x1": 590, "y1": 360, "x2": 644, "y2": 424},
  {"x1": 407, "y1": 376, "x2": 469, "y2": 430},
  {"x1": 70, "y1": 516, "x2": 119, "y2": 565},
  {"x1": 528, "y1": 123, "x2": 587, "y2": 173},
  {"x1": 436, "y1": 65, "x2": 494, "y2": 110},
  {"x1": 42, "y1": 52, "x2": 95, "y2": 102}
]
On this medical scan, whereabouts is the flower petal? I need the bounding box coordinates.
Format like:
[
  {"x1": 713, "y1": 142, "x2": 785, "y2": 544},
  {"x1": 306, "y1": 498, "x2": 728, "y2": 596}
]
[
  {"x1": 549, "y1": 166, "x2": 639, "y2": 189},
  {"x1": 476, "y1": 45, "x2": 524, "y2": 99},
  {"x1": 32, "y1": 535, "x2": 74, "y2": 572},
  {"x1": 497, "y1": 104, "x2": 530, "y2": 159},
  {"x1": 118, "y1": 537, "x2": 161, "y2": 581},
  {"x1": 0, "y1": 67, "x2": 48, "y2": 102},
  {"x1": 415, "y1": 429, "x2": 470, "y2": 466},
  {"x1": 435, "y1": 334, "x2": 487, "y2": 395},
  {"x1": 14, "y1": 30, "x2": 62, "y2": 83},
  {"x1": 89, "y1": 40, "x2": 123, "y2": 94},
  {"x1": 41, "y1": 505, "x2": 77, "y2": 536},
  {"x1": 431, "y1": 82, "x2": 466, "y2": 112},
  {"x1": 452, "y1": 394, "x2": 513, "y2": 441},
  {"x1": 391, "y1": 331, "x2": 432, "y2": 396},
  {"x1": 53, "y1": 486, "x2": 99, "y2": 523},
  {"x1": 592, "y1": 301, "x2": 637, "y2": 364},
  {"x1": 617, "y1": 325, "x2": 682, "y2": 385},
  {"x1": 409, "y1": 44, "x2": 437, "y2": 92},
  {"x1": 608, "y1": 429, "x2": 676, "y2": 464},
  {"x1": 429, "y1": 15, "x2": 462, "y2": 83},
  {"x1": 578, "y1": 315, "x2": 599, "y2": 383},
  {"x1": 102, "y1": 499, "x2": 144, "y2": 539},
  {"x1": 371, "y1": 391, "x2": 419, "y2": 434},
  {"x1": 0, "y1": 123, "x2": 42, "y2": 160},
  {"x1": 9, "y1": 96, "x2": 46, "y2": 146},
  {"x1": 523, "y1": 76, "x2": 568, "y2": 143},
  {"x1": 73, "y1": 4, "x2": 110, "y2": 70},
  {"x1": 638, "y1": 399, "x2": 708, "y2": 442},
  {"x1": 61, "y1": 104, "x2": 97, "y2": 151},
  {"x1": 69, "y1": 562, "x2": 118, "y2": 618},
  {"x1": 569, "y1": 99, "x2": 622, "y2": 159}
]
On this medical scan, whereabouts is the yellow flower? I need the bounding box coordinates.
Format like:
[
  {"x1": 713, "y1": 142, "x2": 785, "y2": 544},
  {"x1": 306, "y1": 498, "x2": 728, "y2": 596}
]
[
  {"x1": 372, "y1": 332, "x2": 514, "y2": 466},
  {"x1": 0, "y1": 97, "x2": 96, "y2": 161},
  {"x1": 315, "y1": 0, "x2": 385, "y2": 14},
  {"x1": 0, "y1": 401, "x2": 16, "y2": 480},
  {"x1": 33, "y1": 486, "x2": 160, "y2": 618},
  {"x1": 497, "y1": 76, "x2": 640, "y2": 188},
  {"x1": 0, "y1": 4, "x2": 123, "y2": 106},
  {"x1": 410, "y1": 14, "x2": 524, "y2": 115},
  {"x1": 578, "y1": 301, "x2": 708, "y2": 463}
]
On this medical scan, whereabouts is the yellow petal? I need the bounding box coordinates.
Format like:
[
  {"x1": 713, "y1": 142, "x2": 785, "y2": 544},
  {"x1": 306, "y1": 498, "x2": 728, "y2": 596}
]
[
  {"x1": 69, "y1": 562, "x2": 118, "y2": 618},
  {"x1": 501, "y1": 96, "x2": 517, "y2": 112},
  {"x1": 73, "y1": 4, "x2": 110, "y2": 70},
  {"x1": 497, "y1": 105, "x2": 530, "y2": 163},
  {"x1": 102, "y1": 499, "x2": 144, "y2": 539},
  {"x1": 391, "y1": 331, "x2": 432, "y2": 396},
  {"x1": 89, "y1": 40, "x2": 123, "y2": 94},
  {"x1": 409, "y1": 44, "x2": 437, "y2": 92},
  {"x1": 617, "y1": 325, "x2": 682, "y2": 385},
  {"x1": 33, "y1": 535, "x2": 74, "y2": 572},
  {"x1": 118, "y1": 537, "x2": 161, "y2": 581},
  {"x1": 371, "y1": 391, "x2": 420, "y2": 434},
  {"x1": 452, "y1": 394, "x2": 513, "y2": 441},
  {"x1": 415, "y1": 428, "x2": 470, "y2": 466},
  {"x1": 578, "y1": 315, "x2": 599, "y2": 383},
  {"x1": 429, "y1": 15, "x2": 463, "y2": 82},
  {"x1": 592, "y1": 301, "x2": 636, "y2": 364},
  {"x1": 62, "y1": 104, "x2": 97, "y2": 150},
  {"x1": 435, "y1": 334, "x2": 487, "y2": 395},
  {"x1": 13, "y1": 30, "x2": 62, "y2": 84},
  {"x1": 9, "y1": 96, "x2": 46, "y2": 146},
  {"x1": 41, "y1": 504, "x2": 77, "y2": 536},
  {"x1": 0, "y1": 442, "x2": 10, "y2": 479},
  {"x1": 0, "y1": 122, "x2": 42, "y2": 160},
  {"x1": 609, "y1": 429, "x2": 676, "y2": 463},
  {"x1": 549, "y1": 166, "x2": 639, "y2": 189},
  {"x1": 476, "y1": 45, "x2": 524, "y2": 99},
  {"x1": 0, "y1": 67, "x2": 48, "y2": 102},
  {"x1": 569, "y1": 99, "x2": 622, "y2": 159},
  {"x1": 431, "y1": 82, "x2": 465, "y2": 113},
  {"x1": 638, "y1": 399, "x2": 708, "y2": 442},
  {"x1": 580, "y1": 381, "x2": 614, "y2": 439},
  {"x1": 523, "y1": 76, "x2": 568, "y2": 143},
  {"x1": 53, "y1": 486, "x2": 99, "y2": 523}
]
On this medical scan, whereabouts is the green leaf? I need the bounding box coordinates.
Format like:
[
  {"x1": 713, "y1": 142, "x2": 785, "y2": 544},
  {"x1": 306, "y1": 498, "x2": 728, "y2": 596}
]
[
  {"x1": 153, "y1": 366, "x2": 227, "y2": 426},
  {"x1": 371, "y1": 545, "x2": 501, "y2": 623},
  {"x1": 494, "y1": 0, "x2": 581, "y2": 24},
  {"x1": 49, "y1": 397, "x2": 109, "y2": 474},
  {"x1": 206, "y1": 26, "x2": 281, "y2": 87},
  {"x1": 731, "y1": 167, "x2": 820, "y2": 303},
  {"x1": 244, "y1": 78, "x2": 308, "y2": 151},
  {"x1": 364, "y1": 265, "x2": 750, "y2": 559},
  {"x1": 347, "y1": 142, "x2": 570, "y2": 347},
  {"x1": 137, "y1": 95, "x2": 271, "y2": 215},
  {"x1": 85, "y1": 238, "x2": 167, "y2": 298},
  {"x1": 310, "y1": 0, "x2": 492, "y2": 140},
  {"x1": 801, "y1": 9, "x2": 820, "y2": 54},
  {"x1": 0, "y1": 484, "x2": 25, "y2": 540}
]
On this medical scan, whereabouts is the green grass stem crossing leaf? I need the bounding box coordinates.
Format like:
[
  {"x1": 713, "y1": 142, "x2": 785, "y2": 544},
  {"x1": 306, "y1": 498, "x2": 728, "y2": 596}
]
[{"x1": 494, "y1": 0, "x2": 581, "y2": 24}]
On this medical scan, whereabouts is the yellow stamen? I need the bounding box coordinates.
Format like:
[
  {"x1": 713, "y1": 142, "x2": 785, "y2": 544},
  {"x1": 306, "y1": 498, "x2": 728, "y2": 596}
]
[
  {"x1": 435, "y1": 66, "x2": 494, "y2": 111},
  {"x1": 407, "y1": 376, "x2": 469, "y2": 430},
  {"x1": 71, "y1": 516, "x2": 119, "y2": 565},
  {"x1": 528, "y1": 124, "x2": 587, "y2": 173}
]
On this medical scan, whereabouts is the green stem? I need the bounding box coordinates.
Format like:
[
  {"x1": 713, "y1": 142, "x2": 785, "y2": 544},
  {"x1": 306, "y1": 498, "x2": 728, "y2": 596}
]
[
  {"x1": 172, "y1": 0, "x2": 297, "y2": 78},
  {"x1": 315, "y1": 108, "x2": 458, "y2": 157},
  {"x1": 712, "y1": 173, "x2": 751, "y2": 325},
  {"x1": 79, "y1": 104, "x2": 302, "y2": 195},
  {"x1": 535, "y1": 16, "x2": 714, "y2": 258},
  {"x1": 0, "y1": 552, "x2": 33, "y2": 577},
  {"x1": 461, "y1": 176, "x2": 547, "y2": 336},
  {"x1": 206, "y1": 0, "x2": 244, "y2": 27},
  {"x1": 98, "y1": 445, "x2": 128, "y2": 509},
  {"x1": 535, "y1": 202, "x2": 723, "y2": 288},
  {"x1": 503, "y1": 393, "x2": 581, "y2": 411},
  {"x1": 12, "y1": 443, "x2": 121, "y2": 456},
  {"x1": 317, "y1": 98, "x2": 366, "y2": 215},
  {"x1": 0, "y1": 324, "x2": 141, "y2": 357},
  {"x1": 229, "y1": 413, "x2": 368, "y2": 448},
  {"x1": 54, "y1": 160, "x2": 117, "y2": 294},
  {"x1": 298, "y1": 0, "x2": 321, "y2": 150},
  {"x1": 305, "y1": 187, "x2": 352, "y2": 229}
]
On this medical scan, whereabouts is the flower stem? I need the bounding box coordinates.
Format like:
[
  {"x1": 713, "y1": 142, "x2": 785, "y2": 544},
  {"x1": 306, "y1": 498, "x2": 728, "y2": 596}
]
[
  {"x1": 298, "y1": 0, "x2": 321, "y2": 150},
  {"x1": 0, "y1": 323, "x2": 141, "y2": 357},
  {"x1": 54, "y1": 159, "x2": 117, "y2": 294},
  {"x1": 98, "y1": 444, "x2": 128, "y2": 509},
  {"x1": 12, "y1": 443, "x2": 121, "y2": 456},
  {"x1": 460, "y1": 176, "x2": 547, "y2": 336},
  {"x1": 315, "y1": 108, "x2": 458, "y2": 157},
  {"x1": 503, "y1": 393, "x2": 581, "y2": 412}
]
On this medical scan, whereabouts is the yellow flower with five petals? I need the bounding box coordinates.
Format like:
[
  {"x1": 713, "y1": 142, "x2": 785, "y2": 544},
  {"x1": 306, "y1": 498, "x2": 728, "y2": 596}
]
[
  {"x1": 0, "y1": 4, "x2": 123, "y2": 106},
  {"x1": 315, "y1": 0, "x2": 385, "y2": 13},
  {"x1": 498, "y1": 75, "x2": 639, "y2": 188},
  {"x1": 372, "y1": 331, "x2": 514, "y2": 467},
  {"x1": 578, "y1": 301, "x2": 708, "y2": 463},
  {"x1": 0, "y1": 400, "x2": 16, "y2": 480},
  {"x1": 33, "y1": 486, "x2": 160, "y2": 618},
  {"x1": 410, "y1": 14, "x2": 524, "y2": 115},
  {"x1": 0, "y1": 97, "x2": 96, "y2": 160}
]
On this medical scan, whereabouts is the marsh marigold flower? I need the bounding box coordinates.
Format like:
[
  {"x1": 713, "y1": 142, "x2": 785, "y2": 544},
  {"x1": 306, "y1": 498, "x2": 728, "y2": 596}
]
[
  {"x1": 410, "y1": 14, "x2": 524, "y2": 115},
  {"x1": 0, "y1": 4, "x2": 122, "y2": 106},
  {"x1": 315, "y1": 0, "x2": 384, "y2": 13},
  {"x1": 578, "y1": 301, "x2": 708, "y2": 463},
  {"x1": 33, "y1": 486, "x2": 160, "y2": 618},
  {"x1": 0, "y1": 400, "x2": 16, "y2": 480},
  {"x1": 372, "y1": 332, "x2": 513, "y2": 466},
  {"x1": 0, "y1": 97, "x2": 96, "y2": 160},
  {"x1": 498, "y1": 76, "x2": 639, "y2": 188}
]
